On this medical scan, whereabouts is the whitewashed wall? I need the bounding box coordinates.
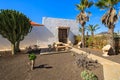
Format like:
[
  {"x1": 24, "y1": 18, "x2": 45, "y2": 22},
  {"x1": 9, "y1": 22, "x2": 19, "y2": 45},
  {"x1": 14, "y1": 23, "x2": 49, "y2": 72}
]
[
  {"x1": 0, "y1": 17, "x2": 79, "y2": 51},
  {"x1": 42, "y1": 17, "x2": 79, "y2": 44}
]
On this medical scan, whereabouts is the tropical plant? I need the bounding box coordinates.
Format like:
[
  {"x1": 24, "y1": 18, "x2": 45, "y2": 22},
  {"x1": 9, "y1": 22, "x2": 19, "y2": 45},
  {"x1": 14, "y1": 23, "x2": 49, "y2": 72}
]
[
  {"x1": 75, "y1": 53, "x2": 98, "y2": 70},
  {"x1": 76, "y1": 0, "x2": 93, "y2": 48},
  {"x1": 96, "y1": 0, "x2": 120, "y2": 54},
  {"x1": 87, "y1": 24, "x2": 99, "y2": 37},
  {"x1": 74, "y1": 35, "x2": 81, "y2": 44},
  {"x1": 81, "y1": 70, "x2": 98, "y2": 80},
  {"x1": 87, "y1": 36, "x2": 93, "y2": 48},
  {"x1": 93, "y1": 36, "x2": 107, "y2": 49},
  {"x1": 28, "y1": 53, "x2": 36, "y2": 60},
  {"x1": 79, "y1": 26, "x2": 88, "y2": 36},
  {"x1": 87, "y1": 24, "x2": 99, "y2": 47},
  {"x1": 0, "y1": 9, "x2": 32, "y2": 55},
  {"x1": 28, "y1": 53, "x2": 36, "y2": 70}
]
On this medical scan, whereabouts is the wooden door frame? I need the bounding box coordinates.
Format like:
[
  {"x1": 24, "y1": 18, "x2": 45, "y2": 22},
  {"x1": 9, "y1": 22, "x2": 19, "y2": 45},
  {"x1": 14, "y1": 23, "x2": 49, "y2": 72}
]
[{"x1": 58, "y1": 27, "x2": 70, "y2": 43}]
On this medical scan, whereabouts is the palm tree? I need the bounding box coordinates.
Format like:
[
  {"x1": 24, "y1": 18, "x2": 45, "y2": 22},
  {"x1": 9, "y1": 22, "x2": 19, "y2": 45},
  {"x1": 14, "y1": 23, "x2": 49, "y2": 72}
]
[
  {"x1": 79, "y1": 27, "x2": 86, "y2": 35},
  {"x1": 87, "y1": 24, "x2": 99, "y2": 37},
  {"x1": 76, "y1": 0, "x2": 93, "y2": 48},
  {"x1": 96, "y1": 0, "x2": 120, "y2": 54},
  {"x1": 87, "y1": 24, "x2": 99, "y2": 47}
]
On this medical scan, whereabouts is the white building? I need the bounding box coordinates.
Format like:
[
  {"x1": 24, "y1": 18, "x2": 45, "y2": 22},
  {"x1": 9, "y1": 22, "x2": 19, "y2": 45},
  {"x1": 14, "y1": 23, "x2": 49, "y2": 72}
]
[{"x1": 0, "y1": 17, "x2": 79, "y2": 51}]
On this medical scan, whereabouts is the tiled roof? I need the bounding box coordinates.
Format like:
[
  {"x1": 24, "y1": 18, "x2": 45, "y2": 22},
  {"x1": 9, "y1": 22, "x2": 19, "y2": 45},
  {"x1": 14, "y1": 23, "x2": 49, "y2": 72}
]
[{"x1": 30, "y1": 22, "x2": 44, "y2": 26}]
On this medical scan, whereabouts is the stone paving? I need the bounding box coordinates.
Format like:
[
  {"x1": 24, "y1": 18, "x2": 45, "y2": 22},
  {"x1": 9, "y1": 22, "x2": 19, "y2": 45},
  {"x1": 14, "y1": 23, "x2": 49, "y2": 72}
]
[{"x1": 71, "y1": 48, "x2": 120, "y2": 80}]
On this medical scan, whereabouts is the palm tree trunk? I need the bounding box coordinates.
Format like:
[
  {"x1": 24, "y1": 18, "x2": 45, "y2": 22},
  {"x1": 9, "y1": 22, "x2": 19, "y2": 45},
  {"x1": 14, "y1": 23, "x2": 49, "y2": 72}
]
[
  {"x1": 81, "y1": 25, "x2": 85, "y2": 48},
  {"x1": 92, "y1": 32, "x2": 94, "y2": 38},
  {"x1": 91, "y1": 31, "x2": 94, "y2": 47},
  {"x1": 108, "y1": 28, "x2": 115, "y2": 54},
  {"x1": 11, "y1": 43, "x2": 16, "y2": 55}
]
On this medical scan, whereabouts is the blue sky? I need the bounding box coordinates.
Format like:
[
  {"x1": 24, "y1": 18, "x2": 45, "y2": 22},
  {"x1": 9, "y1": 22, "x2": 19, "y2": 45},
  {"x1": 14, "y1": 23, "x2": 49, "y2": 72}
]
[{"x1": 0, "y1": 0, "x2": 120, "y2": 34}]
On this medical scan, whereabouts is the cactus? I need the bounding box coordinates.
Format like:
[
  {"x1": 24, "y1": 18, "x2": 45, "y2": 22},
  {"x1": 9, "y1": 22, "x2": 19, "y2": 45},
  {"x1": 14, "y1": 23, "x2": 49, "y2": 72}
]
[{"x1": 0, "y1": 9, "x2": 32, "y2": 55}]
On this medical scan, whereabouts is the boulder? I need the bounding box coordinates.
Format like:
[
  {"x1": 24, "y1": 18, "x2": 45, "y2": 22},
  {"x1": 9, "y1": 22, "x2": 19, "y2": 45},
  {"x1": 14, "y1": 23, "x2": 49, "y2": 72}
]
[
  {"x1": 102, "y1": 44, "x2": 111, "y2": 57},
  {"x1": 78, "y1": 42, "x2": 82, "y2": 48},
  {"x1": 67, "y1": 40, "x2": 73, "y2": 46}
]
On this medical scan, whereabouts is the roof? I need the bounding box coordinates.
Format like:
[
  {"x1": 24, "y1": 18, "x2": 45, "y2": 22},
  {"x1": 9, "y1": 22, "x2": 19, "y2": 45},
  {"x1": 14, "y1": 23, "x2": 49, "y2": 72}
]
[{"x1": 30, "y1": 22, "x2": 44, "y2": 26}]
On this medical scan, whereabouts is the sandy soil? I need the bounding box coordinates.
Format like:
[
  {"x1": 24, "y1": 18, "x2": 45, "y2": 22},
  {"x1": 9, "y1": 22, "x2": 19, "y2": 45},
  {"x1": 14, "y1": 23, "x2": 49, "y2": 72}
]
[{"x1": 0, "y1": 51, "x2": 104, "y2": 80}]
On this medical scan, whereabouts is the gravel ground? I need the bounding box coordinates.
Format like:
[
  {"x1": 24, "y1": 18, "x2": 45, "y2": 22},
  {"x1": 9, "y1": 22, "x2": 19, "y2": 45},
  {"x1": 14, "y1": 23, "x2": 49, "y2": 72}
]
[{"x1": 0, "y1": 51, "x2": 104, "y2": 80}]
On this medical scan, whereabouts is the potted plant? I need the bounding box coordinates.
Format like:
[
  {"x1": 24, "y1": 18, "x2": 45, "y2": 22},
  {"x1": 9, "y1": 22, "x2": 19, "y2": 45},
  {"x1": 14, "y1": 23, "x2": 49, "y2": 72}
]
[{"x1": 28, "y1": 53, "x2": 36, "y2": 70}]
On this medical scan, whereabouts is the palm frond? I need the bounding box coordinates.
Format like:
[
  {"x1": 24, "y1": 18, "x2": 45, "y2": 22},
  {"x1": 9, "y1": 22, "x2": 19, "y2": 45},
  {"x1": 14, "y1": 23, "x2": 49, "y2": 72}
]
[
  {"x1": 88, "y1": 1, "x2": 94, "y2": 8},
  {"x1": 76, "y1": 4, "x2": 85, "y2": 11},
  {"x1": 87, "y1": 24, "x2": 100, "y2": 32},
  {"x1": 95, "y1": 0, "x2": 108, "y2": 9},
  {"x1": 111, "y1": 0, "x2": 120, "y2": 6},
  {"x1": 96, "y1": 0, "x2": 120, "y2": 9},
  {"x1": 101, "y1": 8, "x2": 118, "y2": 28},
  {"x1": 76, "y1": 0, "x2": 93, "y2": 11}
]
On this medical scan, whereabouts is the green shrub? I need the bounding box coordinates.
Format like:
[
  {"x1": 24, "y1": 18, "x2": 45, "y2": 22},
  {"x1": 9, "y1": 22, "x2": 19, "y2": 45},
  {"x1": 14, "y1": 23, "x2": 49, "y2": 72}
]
[
  {"x1": 81, "y1": 70, "x2": 98, "y2": 80},
  {"x1": 87, "y1": 36, "x2": 93, "y2": 47},
  {"x1": 75, "y1": 54, "x2": 97, "y2": 70},
  {"x1": 28, "y1": 53, "x2": 36, "y2": 60},
  {"x1": 74, "y1": 35, "x2": 81, "y2": 44}
]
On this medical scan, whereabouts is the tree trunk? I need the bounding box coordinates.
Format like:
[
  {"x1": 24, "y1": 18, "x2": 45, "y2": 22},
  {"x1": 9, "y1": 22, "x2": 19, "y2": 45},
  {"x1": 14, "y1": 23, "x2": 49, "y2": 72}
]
[
  {"x1": 15, "y1": 41, "x2": 21, "y2": 52},
  {"x1": 92, "y1": 31, "x2": 94, "y2": 47},
  {"x1": 92, "y1": 32, "x2": 94, "y2": 38},
  {"x1": 31, "y1": 60, "x2": 35, "y2": 70},
  {"x1": 81, "y1": 26, "x2": 85, "y2": 48},
  {"x1": 11, "y1": 43, "x2": 16, "y2": 55},
  {"x1": 108, "y1": 28, "x2": 115, "y2": 54}
]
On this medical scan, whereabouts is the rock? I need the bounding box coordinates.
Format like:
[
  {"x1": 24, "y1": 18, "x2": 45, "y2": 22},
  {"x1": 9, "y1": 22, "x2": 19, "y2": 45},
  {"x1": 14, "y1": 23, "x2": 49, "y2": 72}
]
[
  {"x1": 102, "y1": 45, "x2": 111, "y2": 51},
  {"x1": 102, "y1": 45, "x2": 111, "y2": 57},
  {"x1": 78, "y1": 42, "x2": 82, "y2": 48},
  {"x1": 67, "y1": 40, "x2": 73, "y2": 46},
  {"x1": 25, "y1": 45, "x2": 41, "y2": 54}
]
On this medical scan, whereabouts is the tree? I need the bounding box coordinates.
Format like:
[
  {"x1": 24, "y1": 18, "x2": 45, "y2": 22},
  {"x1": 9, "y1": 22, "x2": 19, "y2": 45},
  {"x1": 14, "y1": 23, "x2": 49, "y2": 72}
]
[
  {"x1": 87, "y1": 24, "x2": 99, "y2": 47},
  {"x1": 96, "y1": 0, "x2": 120, "y2": 54},
  {"x1": 79, "y1": 27, "x2": 85, "y2": 35},
  {"x1": 0, "y1": 9, "x2": 32, "y2": 55},
  {"x1": 76, "y1": 0, "x2": 93, "y2": 48},
  {"x1": 87, "y1": 24, "x2": 99, "y2": 37}
]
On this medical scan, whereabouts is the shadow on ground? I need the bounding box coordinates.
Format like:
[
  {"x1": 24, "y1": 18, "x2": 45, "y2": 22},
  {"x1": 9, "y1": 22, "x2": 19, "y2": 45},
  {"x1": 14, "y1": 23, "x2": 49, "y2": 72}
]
[{"x1": 34, "y1": 64, "x2": 53, "y2": 69}]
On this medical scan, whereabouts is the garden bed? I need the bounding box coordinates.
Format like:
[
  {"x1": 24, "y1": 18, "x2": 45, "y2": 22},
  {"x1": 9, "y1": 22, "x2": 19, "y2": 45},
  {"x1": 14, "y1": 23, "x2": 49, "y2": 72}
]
[
  {"x1": 0, "y1": 51, "x2": 104, "y2": 80},
  {"x1": 78, "y1": 48, "x2": 120, "y2": 64}
]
